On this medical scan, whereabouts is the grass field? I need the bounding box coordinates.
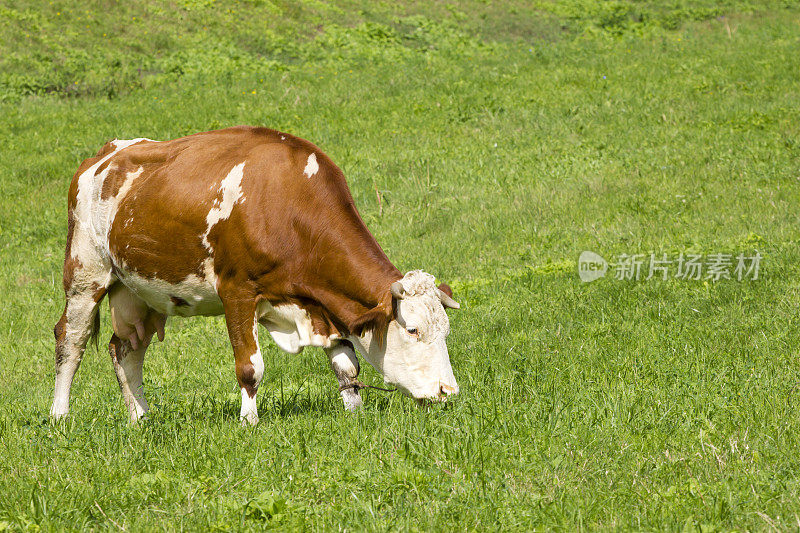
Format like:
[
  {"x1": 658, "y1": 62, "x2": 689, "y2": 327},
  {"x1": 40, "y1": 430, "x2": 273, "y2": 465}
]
[{"x1": 1, "y1": 1, "x2": 800, "y2": 530}]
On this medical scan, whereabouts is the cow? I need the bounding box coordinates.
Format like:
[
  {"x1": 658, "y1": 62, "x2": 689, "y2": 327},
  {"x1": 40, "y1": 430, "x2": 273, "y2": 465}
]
[{"x1": 50, "y1": 126, "x2": 460, "y2": 424}]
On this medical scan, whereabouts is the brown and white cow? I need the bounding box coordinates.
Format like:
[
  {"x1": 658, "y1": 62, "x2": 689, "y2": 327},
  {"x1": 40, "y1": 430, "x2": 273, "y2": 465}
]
[{"x1": 51, "y1": 126, "x2": 460, "y2": 424}]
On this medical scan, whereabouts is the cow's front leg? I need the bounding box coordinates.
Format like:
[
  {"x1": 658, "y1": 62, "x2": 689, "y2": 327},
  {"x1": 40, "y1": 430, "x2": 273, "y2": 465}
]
[
  {"x1": 325, "y1": 341, "x2": 363, "y2": 411},
  {"x1": 220, "y1": 290, "x2": 263, "y2": 425}
]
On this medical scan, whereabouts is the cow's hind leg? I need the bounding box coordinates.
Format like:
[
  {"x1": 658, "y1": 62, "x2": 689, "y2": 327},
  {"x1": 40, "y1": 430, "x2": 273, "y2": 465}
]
[
  {"x1": 109, "y1": 334, "x2": 149, "y2": 423},
  {"x1": 107, "y1": 284, "x2": 166, "y2": 423},
  {"x1": 325, "y1": 341, "x2": 363, "y2": 411},
  {"x1": 51, "y1": 283, "x2": 109, "y2": 419}
]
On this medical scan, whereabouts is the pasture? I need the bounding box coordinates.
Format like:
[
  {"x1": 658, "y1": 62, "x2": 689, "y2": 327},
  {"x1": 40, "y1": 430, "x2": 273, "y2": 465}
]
[{"x1": 1, "y1": 1, "x2": 800, "y2": 530}]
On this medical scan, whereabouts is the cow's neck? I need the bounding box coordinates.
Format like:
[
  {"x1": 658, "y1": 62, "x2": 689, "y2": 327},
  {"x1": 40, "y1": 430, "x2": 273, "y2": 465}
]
[{"x1": 292, "y1": 204, "x2": 401, "y2": 332}]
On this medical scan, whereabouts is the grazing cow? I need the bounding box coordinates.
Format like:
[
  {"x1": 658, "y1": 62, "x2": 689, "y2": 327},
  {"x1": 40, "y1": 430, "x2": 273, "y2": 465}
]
[{"x1": 51, "y1": 126, "x2": 460, "y2": 424}]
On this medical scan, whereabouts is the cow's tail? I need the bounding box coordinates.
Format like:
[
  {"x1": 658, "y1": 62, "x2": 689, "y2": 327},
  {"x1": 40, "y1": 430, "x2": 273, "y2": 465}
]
[{"x1": 90, "y1": 308, "x2": 101, "y2": 351}]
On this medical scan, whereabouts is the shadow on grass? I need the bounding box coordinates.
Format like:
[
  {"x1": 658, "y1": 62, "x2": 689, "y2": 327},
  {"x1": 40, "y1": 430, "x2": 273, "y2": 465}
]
[
  {"x1": 165, "y1": 385, "x2": 403, "y2": 423},
  {"x1": 24, "y1": 382, "x2": 413, "y2": 432}
]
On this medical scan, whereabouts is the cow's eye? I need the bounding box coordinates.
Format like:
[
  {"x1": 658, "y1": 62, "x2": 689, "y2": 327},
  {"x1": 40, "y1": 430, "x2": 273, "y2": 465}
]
[{"x1": 406, "y1": 327, "x2": 418, "y2": 337}]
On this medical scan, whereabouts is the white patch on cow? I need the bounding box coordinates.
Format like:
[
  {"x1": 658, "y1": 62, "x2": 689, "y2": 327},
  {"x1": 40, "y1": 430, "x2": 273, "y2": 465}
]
[
  {"x1": 256, "y1": 301, "x2": 337, "y2": 353},
  {"x1": 240, "y1": 388, "x2": 258, "y2": 425},
  {"x1": 70, "y1": 138, "x2": 150, "y2": 258},
  {"x1": 331, "y1": 350, "x2": 358, "y2": 378},
  {"x1": 303, "y1": 153, "x2": 319, "y2": 178},
  {"x1": 327, "y1": 343, "x2": 363, "y2": 410},
  {"x1": 201, "y1": 162, "x2": 246, "y2": 251},
  {"x1": 201, "y1": 257, "x2": 218, "y2": 291},
  {"x1": 112, "y1": 138, "x2": 155, "y2": 151},
  {"x1": 251, "y1": 314, "x2": 265, "y2": 384},
  {"x1": 250, "y1": 350, "x2": 264, "y2": 386},
  {"x1": 115, "y1": 267, "x2": 223, "y2": 317},
  {"x1": 107, "y1": 165, "x2": 143, "y2": 234},
  {"x1": 280, "y1": 135, "x2": 286, "y2": 140}
]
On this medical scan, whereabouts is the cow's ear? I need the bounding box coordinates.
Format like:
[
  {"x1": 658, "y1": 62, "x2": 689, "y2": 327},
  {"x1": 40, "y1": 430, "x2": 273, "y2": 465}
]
[
  {"x1": 437, "y1": 283, "x2": 460, "y2": 309},
  {"x1": 350, "y1": 306, "x2": 390, "y2": 336},
  {"x1": 349, "y1": 292, "x2": 393, "y2": 346},
  {"x1": 437, "y1": 283, "x2": 453, "y2": 298}
]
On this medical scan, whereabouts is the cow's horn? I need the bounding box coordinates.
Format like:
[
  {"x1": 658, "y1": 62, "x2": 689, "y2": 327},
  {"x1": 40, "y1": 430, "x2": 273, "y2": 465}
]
[
  {"x1": 391, "y1": 281, "x2": 406, "y2": 299},
  {"x1": 438, "y1": 290, "x2": 460, "y2": 309}
]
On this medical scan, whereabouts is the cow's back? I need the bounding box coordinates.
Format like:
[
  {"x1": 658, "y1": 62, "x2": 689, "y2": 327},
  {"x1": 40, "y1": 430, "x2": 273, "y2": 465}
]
[{"x1": 71, "y1": 127, "x2": 315, "y2": 316}]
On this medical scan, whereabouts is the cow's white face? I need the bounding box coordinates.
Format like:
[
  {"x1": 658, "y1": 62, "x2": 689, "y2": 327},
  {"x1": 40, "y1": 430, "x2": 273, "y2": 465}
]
[{"x1": 353, "y1": 271, "x2": 459, "y2": 402}]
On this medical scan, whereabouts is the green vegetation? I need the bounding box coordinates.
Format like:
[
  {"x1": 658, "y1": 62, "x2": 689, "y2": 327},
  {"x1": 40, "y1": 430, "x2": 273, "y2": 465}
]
[{"x1": 1, "y1": 0, "x2": 800, "y2": 530}]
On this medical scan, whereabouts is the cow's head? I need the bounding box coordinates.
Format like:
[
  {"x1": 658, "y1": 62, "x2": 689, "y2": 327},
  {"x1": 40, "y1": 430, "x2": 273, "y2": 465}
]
[{"x1": 351, "y1": 271, "x2": 460, "y2": 402}]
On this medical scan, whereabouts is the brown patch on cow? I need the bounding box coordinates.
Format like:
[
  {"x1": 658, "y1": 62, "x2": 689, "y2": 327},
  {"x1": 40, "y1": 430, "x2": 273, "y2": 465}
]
[
  {"x1": 222, "y1": 266, "x2": 237, "y2": 281},
  {"x1": 219, "y1": 288, "x2": 261, "y2": 397},
  {"x1": 94, "y1": 141, "x2": 117, "y2": 159},
  {"x1": 108, "y1": 333, "x2": 129, "y2": 365},
  {"x1": 95, "y1": 158, "x2": 113, "y2": 177},
  {"x1": 308, "y1": 302, "x2": 340, "y2": 339},
  {"x1": 86, "y1": 283, "x2": 105, "y2": 349},
  {"x1": 104, "y1": 139, "x2": 222, "y2": 284},
  {"x1": 62, "y1": 255, "x2": 82, "y2": 294},
  {"x1": 100, "y1": 164, "x2": 125, "y2": 201},
  {"x1": 53, "y1": 312, "x2": 68, "y2": 366},
  {"x1": 62, "y1": 206, "x2": 79, "y2": 293},
  {"x1": 100, "y1": 146, "x2": 163, "y2": 202},
  {"x1": 92, "y1": 283, "x2": 107, "y2": 303},
  {"x1": 54, "y1": 313, "x2": 67, "y2": 344},
  {"x1": 238, "y1": 362, "x2": 258, "y2": 398}
]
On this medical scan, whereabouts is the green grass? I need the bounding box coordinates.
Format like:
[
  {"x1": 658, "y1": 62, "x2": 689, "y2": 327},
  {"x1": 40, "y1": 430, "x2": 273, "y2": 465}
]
[{"x1": 2, "y1": 1, "x2": 800, "y2": 530}]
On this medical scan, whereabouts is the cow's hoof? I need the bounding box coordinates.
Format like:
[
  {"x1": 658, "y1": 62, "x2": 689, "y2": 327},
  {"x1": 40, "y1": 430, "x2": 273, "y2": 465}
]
[
  {"x1": 49, "y1": 407, "x2": 68, "y2": 421},
  {"x1": 342, "y1": 392, "x2": 363, "y2": 411},
  {"x1": 129, "y1": 414, "x2": 148, "y2": 425},
  {"x1": 49, "y1": 413, "x2": 68, "y2": 424},
  {"x1": 240, "y1": 415, "x2": 259, "y2": 426}
]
